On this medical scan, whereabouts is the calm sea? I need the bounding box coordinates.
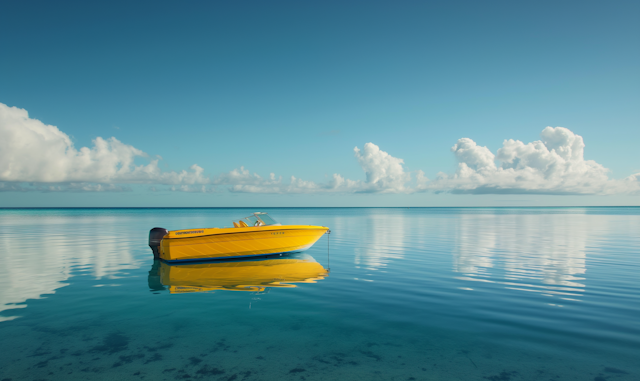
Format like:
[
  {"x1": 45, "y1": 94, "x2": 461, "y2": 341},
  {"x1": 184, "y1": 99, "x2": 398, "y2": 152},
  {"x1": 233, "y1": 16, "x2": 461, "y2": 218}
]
[{"x1": 0, "y1": 207, "x2": 638, "y2": 381}]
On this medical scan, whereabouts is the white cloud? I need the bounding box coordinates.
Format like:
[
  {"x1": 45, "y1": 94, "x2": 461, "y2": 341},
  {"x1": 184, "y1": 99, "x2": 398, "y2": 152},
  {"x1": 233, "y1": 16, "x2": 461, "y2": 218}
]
[
  {"x1": 2, "y1": 102, "x2": 637, "y2": 196},
  {"x1": 170, "y1": 184, "x2": 219, "y2": 193},
  {"x1": 215, "y1": 143, "x2": 410, "y2": 194},
  {"x1": 428, "y1": 127, "x2": 640, "y2": 195},
  {"x1": 227, "y1": 173, "x2": 364, "y2": 194},
  {"x1": 0, "y1": 102, "x2": 207, "y2": 186},
  {"x1": 65, "y1": 183, "x2": 132, "y2": 192},
  {"x1": 218, "y1": 172, "x2": 343, "y2": 194},
  {"x1": 214, "y1": 166, "x2": 283, "y2": 187},
  {"x1": 214, "y1": 132, "x2": 638, "y2": 196},
  {"x1": 451, "y1": 138, "x2": 497, "y2": 172},
  {"x1": 353, "y1": 143, "x2": 411, "y2": 193},
  {"x1": 207, "y1": 130, "x2": 640, "y2": 195},
  {"x1": 0, "y1": 182, "x2": 132, "y2": 192}
]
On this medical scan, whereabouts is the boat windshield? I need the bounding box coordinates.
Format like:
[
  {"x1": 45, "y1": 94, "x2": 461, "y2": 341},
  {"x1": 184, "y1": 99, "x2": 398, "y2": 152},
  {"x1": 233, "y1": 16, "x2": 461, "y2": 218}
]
[
  {"x1": 243, "y1": 213, "x2": 279, "y2": 226},
  {"x1": 255, "y1": 213, "x2": 278, "y2": 226}
]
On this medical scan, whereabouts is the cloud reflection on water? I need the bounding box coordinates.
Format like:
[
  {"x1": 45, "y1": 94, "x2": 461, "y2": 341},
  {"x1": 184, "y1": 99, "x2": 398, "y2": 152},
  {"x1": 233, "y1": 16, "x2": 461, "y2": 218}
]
[
  {"x1": 451, "y1": 213, "x2": 610, "y2": 300},
  {"x1": 0, "y1": 214, "x2": 142, "y2": 321},
  {"x1": 353, "y1": 213, "x2": 406, "y2": 271}
]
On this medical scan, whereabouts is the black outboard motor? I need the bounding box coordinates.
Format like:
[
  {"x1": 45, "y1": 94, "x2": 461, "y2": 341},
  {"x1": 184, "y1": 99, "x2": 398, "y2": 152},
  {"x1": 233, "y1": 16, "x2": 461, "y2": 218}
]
[{"x1": 149, "y1": 227, "x2": 168, "y2": 259}]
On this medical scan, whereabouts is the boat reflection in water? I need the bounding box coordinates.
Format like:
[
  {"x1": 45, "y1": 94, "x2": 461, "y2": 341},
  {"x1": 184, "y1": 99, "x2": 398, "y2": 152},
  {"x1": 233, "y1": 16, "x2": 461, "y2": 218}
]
[{"x1": 148, "y1": 253, "x2": 329, "y2": 294}]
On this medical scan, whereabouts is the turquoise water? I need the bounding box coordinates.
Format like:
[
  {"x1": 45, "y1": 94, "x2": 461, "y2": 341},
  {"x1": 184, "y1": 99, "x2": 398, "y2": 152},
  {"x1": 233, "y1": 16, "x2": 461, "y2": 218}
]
[{"x1": 0, "y1": 207, "x2": 639, "y2": 381}]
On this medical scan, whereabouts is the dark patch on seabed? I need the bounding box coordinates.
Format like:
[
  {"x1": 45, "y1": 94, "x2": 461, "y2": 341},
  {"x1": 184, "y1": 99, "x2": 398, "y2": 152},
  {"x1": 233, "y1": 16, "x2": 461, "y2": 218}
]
[
  {"x1": 484, "y1": 370, "x2": 518, "y2": 381},
  {"x1": 92, "y1": 332, "x2": 130, "y2": 354},
  {"x1": 144, "y1": 352, "x2": 163, "y2": 364},
  {"x1": 144, "y1": 341, "x2": 174, "y2": 352},
  {"x1": 593, "y1": 366, "x2": 631, "y2": 381},
  {"x1": 313, "y1": 352, "x2": 359, "y2": 367},
  {"x1": 188, "y1": 356, "x2": 202, "y2": 365},
  {"x1": 195, "y1": 365, "x2": 225, "y2": 376},
  {"x1": 112, "y1": 353, "x2": 145, "y2": 367},
  {"x1": 359, "y1": 349, "x2": 382, "y2": 361},
  {"x1": 604, "y1": 367, "x2": 628, "y2": 374}
]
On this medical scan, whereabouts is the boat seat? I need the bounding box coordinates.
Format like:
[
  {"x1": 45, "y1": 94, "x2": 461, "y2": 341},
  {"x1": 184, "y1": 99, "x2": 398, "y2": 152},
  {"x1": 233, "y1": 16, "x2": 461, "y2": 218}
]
[
  {"x1": 233, "y1": 222, "x2": 240, "y2": 228},
  {"x1": 238, "y1": 220, "x2": 248, "y2": 227}
]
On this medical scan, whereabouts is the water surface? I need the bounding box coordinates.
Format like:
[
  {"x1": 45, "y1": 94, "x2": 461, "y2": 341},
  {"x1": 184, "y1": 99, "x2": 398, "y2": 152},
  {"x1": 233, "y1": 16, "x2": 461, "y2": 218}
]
[{"x1": 1, "y1": 207, "x2": 638, "y2": 380}]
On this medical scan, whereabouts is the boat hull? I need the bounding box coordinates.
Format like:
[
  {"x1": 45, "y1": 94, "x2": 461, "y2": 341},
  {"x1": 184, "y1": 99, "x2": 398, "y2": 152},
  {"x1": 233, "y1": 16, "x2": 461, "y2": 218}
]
[{"x1": 159, "y1": 225, "x2": 328, "y2": 262}]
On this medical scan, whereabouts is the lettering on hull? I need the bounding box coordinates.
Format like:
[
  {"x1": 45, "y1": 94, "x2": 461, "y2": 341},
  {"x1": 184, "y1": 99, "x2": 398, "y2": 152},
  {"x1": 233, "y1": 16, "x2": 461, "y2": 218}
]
[{"x1": 175, "y1": 230, "x2": 204, "y2": 235}]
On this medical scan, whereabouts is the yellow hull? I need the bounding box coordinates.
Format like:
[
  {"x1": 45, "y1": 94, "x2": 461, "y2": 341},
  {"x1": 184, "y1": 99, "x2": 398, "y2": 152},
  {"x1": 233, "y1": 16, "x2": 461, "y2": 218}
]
[
  {"x1": 158, "y1": 254, "x2": 328, "y2": 293},
  {"x1": 159, "y1": 225, "x2": 329, "y2": 262}
]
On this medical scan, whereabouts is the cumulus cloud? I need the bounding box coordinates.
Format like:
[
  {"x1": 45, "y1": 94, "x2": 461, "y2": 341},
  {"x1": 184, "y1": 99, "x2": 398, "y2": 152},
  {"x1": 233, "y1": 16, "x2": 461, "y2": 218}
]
[
  {"x1": 211, "y1": 130, "x2": 638, "y2": 195},
  {"x1": 353, "y1": 143, "x2": 411, "y2": 193},
  {"x1": 429, "y1": 127, "x2": 639, "y2": 195},
  {"x1": 0, "y1": 102, "x2": 207, "y2": 187},
  {"x1": 215, "y1": 143, "x2": 410, "y2": 194},
  {"x1": 2, "y1": 101, "x2": 637, "y2": 196}
]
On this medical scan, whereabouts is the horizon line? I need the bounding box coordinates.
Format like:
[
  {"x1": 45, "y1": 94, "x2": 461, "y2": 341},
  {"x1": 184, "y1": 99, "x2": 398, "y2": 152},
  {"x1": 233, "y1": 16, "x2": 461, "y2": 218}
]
[{"x1": 1, "y1": 206, "x2": 640, "y2": 210}]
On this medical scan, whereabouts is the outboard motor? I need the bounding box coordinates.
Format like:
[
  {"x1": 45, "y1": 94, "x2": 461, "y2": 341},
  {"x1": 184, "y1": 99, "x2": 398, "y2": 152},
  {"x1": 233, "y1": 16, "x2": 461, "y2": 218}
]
[{"x1": 149, "y1": 227, "x2": 168, "y2": 259}]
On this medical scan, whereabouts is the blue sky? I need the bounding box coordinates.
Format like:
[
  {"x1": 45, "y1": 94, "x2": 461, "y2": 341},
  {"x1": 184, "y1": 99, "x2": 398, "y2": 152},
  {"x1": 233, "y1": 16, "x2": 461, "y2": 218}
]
[{"x1": 1, "y1": 0, "x2": 638, "y2": 206}]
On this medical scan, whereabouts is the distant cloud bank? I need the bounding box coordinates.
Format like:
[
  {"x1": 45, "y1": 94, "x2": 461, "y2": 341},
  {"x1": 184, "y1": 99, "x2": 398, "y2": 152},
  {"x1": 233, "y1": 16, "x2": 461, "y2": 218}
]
[{"x1": 1, "y1": 102, "x2": 638, "y2": 195}]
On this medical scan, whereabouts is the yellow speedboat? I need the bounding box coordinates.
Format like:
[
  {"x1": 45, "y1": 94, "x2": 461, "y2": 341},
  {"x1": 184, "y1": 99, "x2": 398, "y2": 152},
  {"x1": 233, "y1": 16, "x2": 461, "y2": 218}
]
[
  {"x1": 148, "y1": 213, "x2": 330, "y2": 263},
  {"x1": 148, "y1": 254, "x2": 328, "y2": 293}
]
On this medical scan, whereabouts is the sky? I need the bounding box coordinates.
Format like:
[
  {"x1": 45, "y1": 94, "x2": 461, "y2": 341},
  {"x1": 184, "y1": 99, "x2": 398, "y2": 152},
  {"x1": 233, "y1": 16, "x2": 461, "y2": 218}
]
[{"x1": 1, "y1": 0, "x2": 639, "y2": 207}]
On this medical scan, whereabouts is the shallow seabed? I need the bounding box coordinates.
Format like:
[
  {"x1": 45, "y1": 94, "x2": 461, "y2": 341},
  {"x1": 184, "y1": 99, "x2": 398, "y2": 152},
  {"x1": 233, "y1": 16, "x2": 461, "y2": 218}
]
[{"x1": 1, "y1": 207, "x2": 638, "y2": 381}]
